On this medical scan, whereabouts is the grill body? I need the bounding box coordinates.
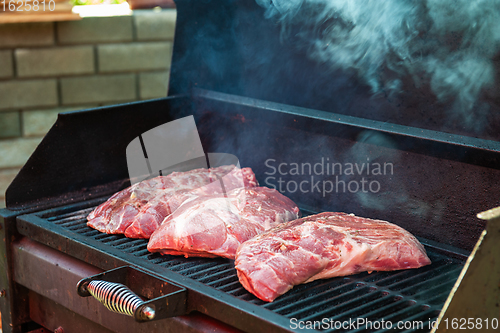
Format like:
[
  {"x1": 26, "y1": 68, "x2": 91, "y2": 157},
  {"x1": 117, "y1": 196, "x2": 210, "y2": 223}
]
[
  {"x1": 1, "y1": 90, "x2": 498, "y2": 332},
  {"x1": 1, "y1": 0, "x2": 500, "y2": 331},
  {"x1": 13, "y1": 201, "x2": 465, "y2": 333}
]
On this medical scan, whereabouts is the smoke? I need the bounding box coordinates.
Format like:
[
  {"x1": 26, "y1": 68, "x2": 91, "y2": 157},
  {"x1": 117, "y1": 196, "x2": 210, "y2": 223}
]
[{"x1": 255, "y1": 0, "x2": 500, "y2": 131}]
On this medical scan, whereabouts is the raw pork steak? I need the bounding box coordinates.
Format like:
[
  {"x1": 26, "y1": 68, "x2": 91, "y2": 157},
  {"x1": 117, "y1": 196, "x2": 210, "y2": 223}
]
[
  {"x1": 87, "y1": 165, "x2": 257, "y2": 238},
  {"x1": 147, "y1": 187, "x2": 300, "y2": 259},
  {"x1": 235, "y1": 212, "x2": 431, "y2": 302}
]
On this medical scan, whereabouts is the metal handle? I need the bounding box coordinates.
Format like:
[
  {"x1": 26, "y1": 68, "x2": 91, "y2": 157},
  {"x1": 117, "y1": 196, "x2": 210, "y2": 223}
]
[
  {"x1": 77, "y1": 266, "x2": 187, "y2": 322},
  {"x1": 82, "y1": 280, "x2": 155, "y2": 320}
]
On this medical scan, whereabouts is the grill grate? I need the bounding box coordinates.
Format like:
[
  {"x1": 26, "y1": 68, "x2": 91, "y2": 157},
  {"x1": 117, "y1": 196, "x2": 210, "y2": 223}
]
[{"x1": 36, "y1": 203, "x2": 465, "y2": 332}]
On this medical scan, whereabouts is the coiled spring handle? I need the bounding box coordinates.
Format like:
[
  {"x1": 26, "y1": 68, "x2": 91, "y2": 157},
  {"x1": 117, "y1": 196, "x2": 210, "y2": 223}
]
[
  {"x1": 77, "y1": 266, "x2": 187, "y2": 323},
  {"x1": 86, "y1": 280, "x2": 155, "y2": 320}
]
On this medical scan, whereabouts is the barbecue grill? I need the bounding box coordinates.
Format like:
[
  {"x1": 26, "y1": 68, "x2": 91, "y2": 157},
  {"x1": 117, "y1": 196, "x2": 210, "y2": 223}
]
[{"x1": 1, "y1": 0, "x2": 500, "y2": 332}]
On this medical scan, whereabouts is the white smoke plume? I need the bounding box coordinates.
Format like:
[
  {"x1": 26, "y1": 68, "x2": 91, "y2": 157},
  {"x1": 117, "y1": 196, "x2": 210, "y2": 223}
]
[{"x1": 256, "y1": 0, "x2": 500, "y2": 131}]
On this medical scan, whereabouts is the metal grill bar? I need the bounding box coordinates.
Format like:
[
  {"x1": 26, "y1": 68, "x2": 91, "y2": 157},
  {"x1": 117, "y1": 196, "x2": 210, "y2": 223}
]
[{"x1": 21, "y1": 204, "x2": 466, "y2": 333}]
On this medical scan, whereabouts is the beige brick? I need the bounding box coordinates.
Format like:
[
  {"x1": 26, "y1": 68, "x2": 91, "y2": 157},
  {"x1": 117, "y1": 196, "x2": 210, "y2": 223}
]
[
  {"x1": 0, "y1": 50, "x2": 14, "y2": 78},
  {"x1": 0, "y1": 23, "x2": 54, "y2": 48},
  {"x1": 0, "y1": 80, "x2": 58, "y2": 111},
  {"x1": 98, "y1": 42, "x2": 172, "y2": 72},
  {"x1": 139, "y1": 71, "x2": 170, "y2": 99},
  {"x1": 61, "y1": 74, "x2": 136, "y2": 105},
  {"x1": 0, "y1": 168, "x2": 20, "y2": 203},
  {"x1": 134, "y1": 9, "x2": 176, "y2": 41},
  {"x1": 16, "y1": 46, "x2": 95, "y2": 78},
  {"x1": 0, "y1": 137, "x2": 42, "y2": 169},
  {"x1": 0, "y1": 111, "x2": 21, "y2": 138},
  {"x1": 22, "y1": 106, "x2": 93, "y2": 136},
  {"x1": 23, "y1": 109, "x2": 59, "y2": 137},
  {"x1": 57, "y1": 16, "x2": 133, "y2": 44}
]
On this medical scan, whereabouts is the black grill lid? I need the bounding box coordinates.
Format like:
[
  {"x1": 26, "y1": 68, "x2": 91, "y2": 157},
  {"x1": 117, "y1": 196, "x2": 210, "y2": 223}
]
[
  {"x1": 170, "y1": 0, "x2": 381, "y2": 109},
  {"x1": 169, "y1": 0, "x2": 500, "y2": 140}
]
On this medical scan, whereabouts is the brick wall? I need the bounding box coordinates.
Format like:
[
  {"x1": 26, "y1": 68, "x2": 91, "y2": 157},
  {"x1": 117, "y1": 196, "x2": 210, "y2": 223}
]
[{"x1": 0, "y1": 9, "x2": 176, "y2": 208}]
